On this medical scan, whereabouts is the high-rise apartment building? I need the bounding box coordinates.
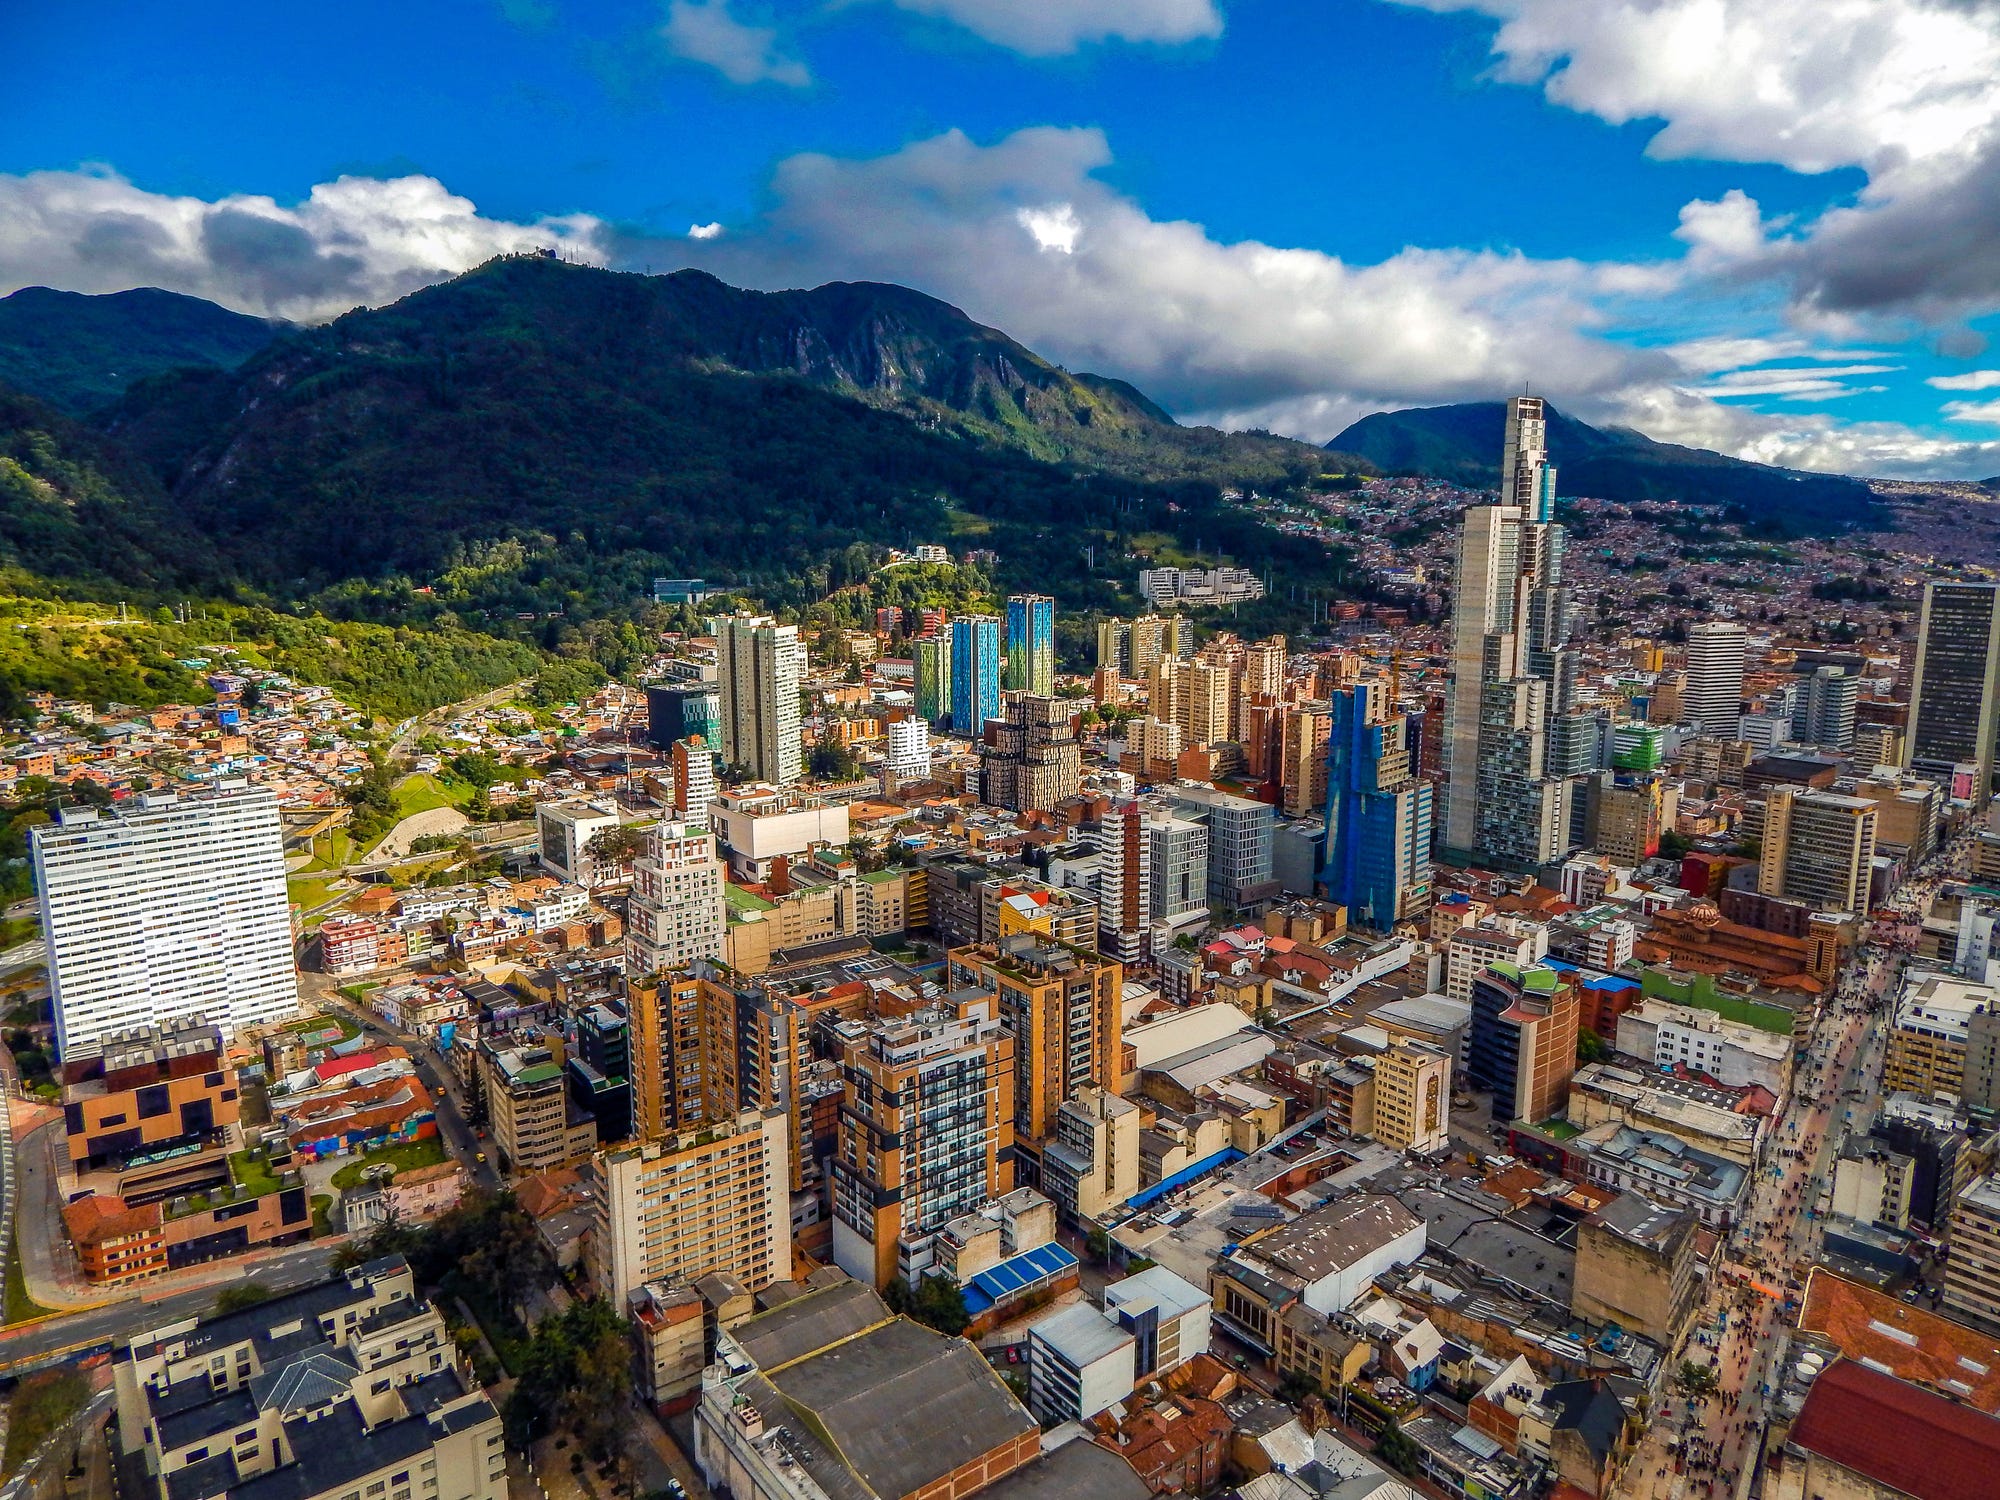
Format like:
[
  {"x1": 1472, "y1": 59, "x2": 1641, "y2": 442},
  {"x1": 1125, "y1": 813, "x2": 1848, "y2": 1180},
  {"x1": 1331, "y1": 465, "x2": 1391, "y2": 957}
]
[
  {"x1": 1127, "y1": 613, "x2": 1183, "y2": 677},
  {"x1": 828, "y1": 995, "x2": 1016, "y2": 1287},
  {"x1": 1441, "y1": 396, "x2": 1576, "y2": 869},
  {"x1": 980, "y1": 696, "x2": 1083, "y2": 810},
  {"x1": 950, "y1": 614, "x2": 1002, "y2": 735},
  {"x1": 1096, "y1": 619, "x2": 1129, "y2": 676},
  {"x1": 1943, "y1": 1176, "x2": 2000, "y2": 1328},
  {"x1": 1146, "y1": 808, "x2": 1210, "y2": 930},
  {"x1": 1792, "y1": 665, "x2": 1859, "y2": 751},
  {"x1": 1369, "y1": 1038, "x2": 1452, "y2": 1154},
  {"x1": 1322, "y1": 681, "x2": 1433, "y2": 930},
  {"x1": 948, "y1": 937, "x2": 1122, "y2": 1150},
  {"x1": 1467, "y1": 961, "x2": 1578, "y2": 1124},
  {"x1": 913, "y1": 633, "x2": 952, "y2": 725},
  {"x1": 1243, "y1": 635, "x2": 1288, "y2": 700},
  {"x1": 670, "y1": 736, "x2": 717, "y2": 829},
  {"x1": 1758, "y1": 787, "x2": 1878, "y2": 914},
  {"x1": 1907, "y1": 581, "x2": 2000, "y2": 801},
  {"x1": 33, "y1": 783, "x2": 298, "y2": 1057},
  {"x1": 588, "y1": 1108, "x2": 792, "y2": 1305},
  {"x1": 1683, "y1": 621, "x2": 1749, "y2": 737},
  {"x1": 625, "y1": 821, "x2": 727, "y2": 974},
  {"x1": 715, "y1": 614, "x2": 804, "y2": 785},
  {"x1": 1282, "y1": 700, "x2": 1333, "y2": 819},
  {"x1": 1005, "y1": 593, "x2": 1056, "y2": 695},
  {"x1": 1583, "y1": 772, "x2": 1672, "y2": 865},
  {"x1": 884, "y1": 716, "x2": 930, "y2": 780},
  {"x1": 626, "y1": 971, "x2": 729, "y2": 1143}
]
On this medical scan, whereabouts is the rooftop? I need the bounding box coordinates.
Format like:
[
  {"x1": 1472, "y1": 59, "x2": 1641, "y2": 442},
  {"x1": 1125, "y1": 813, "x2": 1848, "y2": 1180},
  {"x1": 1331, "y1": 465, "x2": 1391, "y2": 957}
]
[{"x1": 1787, "y1": 1358, "x2": 2000, "y2": 1500}]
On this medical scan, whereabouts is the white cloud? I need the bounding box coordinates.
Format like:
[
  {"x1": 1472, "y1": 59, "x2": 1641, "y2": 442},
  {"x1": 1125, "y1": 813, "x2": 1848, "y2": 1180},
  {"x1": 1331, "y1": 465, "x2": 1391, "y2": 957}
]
[
  {"x1": 881, "y1": 0, "x2": 1223, "y2": 55},
  {"x1": 1929, "y1": 369, "x2": 2000, "y2": 391},
  {"x1": 1943, "y1": 398, "x2": 2000, "y2": 426},
  {"x1": 0, "y1": 167, "x2": 609, "y2": 321},
  {"x1": 688, "y1": 221, "x2": 725, "y2": 240},
  {"x1": 660, "y1": 0, "x2": 810, "y2": 86},
  {"x1": 1016, "y1": 203, "x2": 1080, "y2": 254}
]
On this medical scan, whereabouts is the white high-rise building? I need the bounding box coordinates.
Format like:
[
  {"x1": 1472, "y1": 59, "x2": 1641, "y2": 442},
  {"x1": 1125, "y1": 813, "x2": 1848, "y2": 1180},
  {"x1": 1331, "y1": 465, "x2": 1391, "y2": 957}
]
[
  {"x1": 32, "y1": 783, "x2": 299, "y2": 1057},
  {"x1": 884, "y1": 718, "x2": 930, "y2": 780},
  {"x1": 624, "y1": 821, "x2": 727, "y2": 975},
  {"x1": 1441, "y1": 394, "x2": 1575, "y2": 869},
  {"x1": 714, "y1": 614, "x2": 805, "y2": 786},
  {"x1": 1684, "y1": 621, "x2": 1748, "y2": 737}
]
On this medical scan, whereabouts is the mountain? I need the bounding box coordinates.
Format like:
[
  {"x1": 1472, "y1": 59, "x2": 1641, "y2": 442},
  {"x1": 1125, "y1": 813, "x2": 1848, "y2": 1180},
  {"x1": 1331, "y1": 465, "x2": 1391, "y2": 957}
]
[
  {"x1": 99, "y1": 255, "x2": 1344, "y2": 614},
  {"x1": 0, "y1": 286, "x2": 284, "y2": 416},
  {"x1": 1330, "y1": 401, "x2": 1882, "y2": 533}
]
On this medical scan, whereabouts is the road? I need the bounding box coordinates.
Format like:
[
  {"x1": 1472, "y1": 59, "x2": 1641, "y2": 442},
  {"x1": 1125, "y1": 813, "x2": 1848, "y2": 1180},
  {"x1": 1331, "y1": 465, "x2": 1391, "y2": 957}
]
[
  {"x1": 391, "y1": 680, "x2": 529, "y2": 759},
  {"x1": 1615, "y1": 831, "x2": 1968, "y2": 1499}
]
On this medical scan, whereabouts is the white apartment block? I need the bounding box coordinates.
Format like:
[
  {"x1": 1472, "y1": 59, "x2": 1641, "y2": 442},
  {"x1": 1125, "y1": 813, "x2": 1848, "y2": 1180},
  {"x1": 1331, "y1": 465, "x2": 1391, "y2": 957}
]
[
  {"x1": 885, "y1": 718, "x2": 930, "y2": 780},
  {"x1": 33, "y1": 783, "x2": 299, "y2": 1057},
  {"x1": 1444, "y1": 922, "x2": 1550, "y2": 1004},
  {"x1": 625, "y1": 822, "x2": 727, "y2": 975}
]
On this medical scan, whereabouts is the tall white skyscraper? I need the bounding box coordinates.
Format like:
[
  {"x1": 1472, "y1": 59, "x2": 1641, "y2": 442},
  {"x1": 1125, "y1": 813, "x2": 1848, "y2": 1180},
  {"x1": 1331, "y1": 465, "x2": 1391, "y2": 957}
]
[
  {"x1": 32, "y1": 783, "x2": 299, "y2": 1057},
  {"x1": 1441, "y1": 395, "x2": 1576, "y2": 869},
  {"x1": 714, "y1": 614, "x2": 805, "y2": 785},
  {"x1": 624, "y1": 821, "x2": 726, "y2": 975},
  {"x1": 1683, "y1": 621, "x2": 1749, "y2": 737}
]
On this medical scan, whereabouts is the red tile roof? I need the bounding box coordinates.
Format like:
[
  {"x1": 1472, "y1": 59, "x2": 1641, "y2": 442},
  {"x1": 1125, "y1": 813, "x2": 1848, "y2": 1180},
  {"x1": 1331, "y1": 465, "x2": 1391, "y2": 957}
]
[
  {"x1": 1786, "y1": 1358, "x2": 2000, "y2": 1500},
  {"x1": 1797, "y1": 1270, "x2": 2000, "y2": 1414}
]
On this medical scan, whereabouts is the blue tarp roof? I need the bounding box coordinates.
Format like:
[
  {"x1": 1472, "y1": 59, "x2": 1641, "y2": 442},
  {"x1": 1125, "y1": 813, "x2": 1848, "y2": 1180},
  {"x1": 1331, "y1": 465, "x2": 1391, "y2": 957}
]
[
  {"x1": 1127, "y1": 1146, "x2": 1246, "y2": 1211},
  {"x1": 961, "y1": 1241, "x2": 1079, "y2": 1314}
]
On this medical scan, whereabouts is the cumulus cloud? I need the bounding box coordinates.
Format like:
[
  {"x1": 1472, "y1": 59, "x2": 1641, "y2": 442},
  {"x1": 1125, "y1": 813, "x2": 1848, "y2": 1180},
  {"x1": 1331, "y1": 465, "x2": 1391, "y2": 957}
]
[
  {"x1": 881, "y1": 0, "x2": 1223, "y2": 55},
  {"x1": 0, "y1": 168, "x2": 609, "y2": 321},
  {"x1": 687, "y1": 221, "x2": 725, "y2": 240},
  {"x1": 1398, "y1": 0, "x2": 2000, "y2": 320},
  {"x1": 660, "y1": 0, "x2": 810, "y2": 86},
  {"x1": 1943, "y1": 398, "x2": 2000, "y2": 426},
  {"x1": 1930, "y1": 370, "x2": 2000, "y2": 391}
]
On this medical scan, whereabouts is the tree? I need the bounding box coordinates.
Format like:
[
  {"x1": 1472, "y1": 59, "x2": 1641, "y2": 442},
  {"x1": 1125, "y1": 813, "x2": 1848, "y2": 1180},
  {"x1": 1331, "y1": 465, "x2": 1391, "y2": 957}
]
[
  {"x1": 1577, "y1": 1029, "x2": 1608, "y2": 1064},
  {"x1": 889, "y1": 1274, "x2": 969, "y2": 1337},
  {"x1": 504, "y1": 1298, "x2": 631, "y2": 1458},
  {"x1": 214, "y1": 1283, "x2": 274, "y2": 1315},
  {"x1": 1679, "y1": 1360, "x2": 1718, "y2": 1397},
  {"x1": 585, "y1": 823, "x2": 647, "y2": 866},
  {"x1": 809, "y1": 732, "x2": 859, "y2": 782},
  {"x1": 1658, "y1": 829, "x2": 1692, "y2": 860},
  {"x1": 1374, "y1": 1421, "x2": 1420, "y2": 1477}
]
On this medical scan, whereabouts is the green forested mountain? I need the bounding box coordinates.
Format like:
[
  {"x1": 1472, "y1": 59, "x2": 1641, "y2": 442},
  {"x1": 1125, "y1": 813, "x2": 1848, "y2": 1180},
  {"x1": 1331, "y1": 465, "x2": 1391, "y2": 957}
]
[
  {"x1": 0, "y1": 286, "x2": 283, "y2": 415},
  {"x1": 1330, "y1": 400, "x2": 1883, "y2": 533}
]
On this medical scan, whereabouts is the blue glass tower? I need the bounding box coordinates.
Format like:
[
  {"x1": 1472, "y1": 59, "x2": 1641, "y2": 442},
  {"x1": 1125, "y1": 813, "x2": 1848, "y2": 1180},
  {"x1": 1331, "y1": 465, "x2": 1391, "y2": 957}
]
[
  {"x1": 1004, "y1": 594, "x2": 1055, "y2": 696},
  {"x1": 950, "y1": 615, "x2": 1002, "y2": 735},
  {"x1": 1322, "y1": 682, "x2": 1433, "y2": 930}
]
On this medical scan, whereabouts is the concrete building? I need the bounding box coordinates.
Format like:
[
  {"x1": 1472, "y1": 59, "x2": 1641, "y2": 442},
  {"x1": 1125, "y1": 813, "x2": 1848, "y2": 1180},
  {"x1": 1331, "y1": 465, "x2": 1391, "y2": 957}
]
[
  {"x1": 61, "y1": 1022, "x2": 239, "y2": 1206},
  {"x1": 1369, "y1": 1038, "x2": 1452, "y2": 1154},
  {"x1": 1573, "y1": 1125, "x2": 1747, "y2": 1228},
  {"x1": 536, "y1": 799, "x2": 622, "y2": 885},
  {"x1": 33, "y1": 783, "x2": 298, "y2": 1057},
  {"x1": 1444, "y1": 923, "x2": 1549, "y2": 1004},
  {"x1": 707, "y1": 785, "x2": 850, "y2": 882},
  {"x1": 1028, "y1": 1303, "x2": 1137, "y2": 1424},
  {"x1": 624, "y1": 821, "x2": 726, "y2": 974},
  {"x1": 1945, "y1": 1175, "x2": 2000, "y2": 1329},
  {"x1": 587, "y1": 1108, "x2": 792, "y2": 1306},
  {"x1": 1173, "y1": 783, "x2": 1278, "y2": 910},
  {"x1": 1041, "y1": 1085, "x2": 1141, "y2": 1226},
  {"x1": 670, "y1": 737, "x2": 718, "y2": 830},
  {"x1": 1884, "y1": 973, "x2": 2000, "y2": 1102},
  {"x1": 884, "y1": 717, "x2": 930, "y2": 781},
  {"x1": 481, "y1": 1043, "x2": 597, "y2": 1173},
  {"x1": 1906, "y1": 580, "x2": 2000, "y2": 802},
  {"x1": 981, "y1": 696, "x2": 1082, "y2": 811},
  {"x1": 1570, "y1": 1193, "x2": 1697, "y2": 1347},
  {"x1": 1468, "y1": 962, "x2": 1578, "y2": 1124},
  {"x1": 111, "y1": 1258, "x2": 506, "y2": 1500},
  {"x1": 715, "y1": 614, "x2": 805, "y2": 785},
  {"x1": 1102, "y1": 1265, "x2": 1211, "y2": 1380},
  {"x1": 1759, "y1": 787, "x2": 1878, "y2": 915},
  {"x1": 1791, "y1": 665, "x2": 1858, "y2": 751},
  {"x1": 913, "y1": 634, "x2": 951, "y2": 725},
  {"x1": 1614, "y1": 1000, "x2": 1794, "y2": 1097},
  {"x1": 1768, "y1": 1359, "x2": 2000, "y2": 1500},
  {"x1": 1683, "y1": 621, "x2": 1748, "y2": 737},
  {"x1": 1210, "y1": 1195, "x2": 1426, "y2": 1352}
]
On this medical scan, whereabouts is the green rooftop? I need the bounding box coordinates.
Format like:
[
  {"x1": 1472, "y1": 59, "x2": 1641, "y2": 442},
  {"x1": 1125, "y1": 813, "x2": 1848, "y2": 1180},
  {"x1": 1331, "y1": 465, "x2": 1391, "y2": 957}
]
[
  {"x1": 514, "y1": 1062, "x2": 563, "y2": 1086},
  {"x1": 725, "y1": 885, "x2": 775, "y2": 912}
]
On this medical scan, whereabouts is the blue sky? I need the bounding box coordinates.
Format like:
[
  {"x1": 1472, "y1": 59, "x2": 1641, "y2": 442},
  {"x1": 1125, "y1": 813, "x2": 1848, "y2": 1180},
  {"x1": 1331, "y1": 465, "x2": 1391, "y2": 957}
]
[{"x1": 6, "y1": 0, "x2": 2000, "y2": 477}]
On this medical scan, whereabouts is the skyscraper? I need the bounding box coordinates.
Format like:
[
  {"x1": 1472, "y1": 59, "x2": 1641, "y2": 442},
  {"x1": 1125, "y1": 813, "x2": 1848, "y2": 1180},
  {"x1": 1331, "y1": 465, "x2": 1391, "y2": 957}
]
[
  {"x1": 1441, "y1": 395, "x2": 1576, "y2": 869},
  {"x1": 1005, "y1": 593, "x2": 1056, "y2": 696},
  {"x1": 1323, "y1": 681, "x2": 1434, "y2": 930},
  {"x1": 912, "y1": 633, "x2": 951, "y2": 725},
  {"x1": 980, "y1": 696, "x2": 1082, "y2": 810},
  {"x1": 1683, "y1": 621, "x2": 1748, "y2": 737},
  {"x1": 32, "y1": 783, "x2": 299, "y2": 1057},
  {"x1": 1793, "y1": 665, "x2": 1859, "y2": 751},
  {"x1": 1907, "y1": 581, "x2": 2000, "y2": 801},
  {"x1": 714, "y1": 614, "x2": 804, "y2": 785},
  {"x1": 1759, "y1": 787, "x2": 1878, "y2": 915},
  {"x1": 951, "y1": 614, "x2": 1002, "y2": 735}
]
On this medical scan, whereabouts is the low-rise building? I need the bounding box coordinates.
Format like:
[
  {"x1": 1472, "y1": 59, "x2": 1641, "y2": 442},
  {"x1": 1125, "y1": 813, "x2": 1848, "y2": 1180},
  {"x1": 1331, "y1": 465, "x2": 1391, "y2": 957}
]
[
  {"x1": 1210, "y1": 1195, "x2": 1426, "y2": 1352},
  {"x1": 1570, "y1": 1193, "x2": 1698, "y2": 1348}
]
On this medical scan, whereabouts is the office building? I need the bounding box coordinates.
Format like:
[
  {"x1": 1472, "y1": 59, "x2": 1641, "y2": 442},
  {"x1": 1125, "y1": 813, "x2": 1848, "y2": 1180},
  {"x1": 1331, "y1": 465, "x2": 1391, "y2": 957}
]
[
  {"x1": 828, "y1": 996, "x2": 1017, "y2": 1287},
  {"x1": 980, "y1": 696, "x2": 1082, "y2": 811},
  {"x1": 61, "y1": 1022, "x2": 238, "y2": 1205},
  {"x1": 715, "y1": 614, "x2": 805, "y2": 785},
  {"x1": 1884, "y1": 972, "x2": 1999, "y2": 1102},
  {"x1": 1005, "y1": 593, "x2": 1055, "y2": 695},
  {"x1": 1571, "y1": 1194, "x2": 1698, "y2": 1347},
  {"x1": 913, "y1": 633, "x2": 952, "y2": 724},
  {"x1": 1614, "y1": 1000, "x2": 1793, "y2": 1096},
  {"x1": 625, "y1": 822, "x2": 727, "y2": 974},
  {"x1": 1146, "y1": 808, "x2": 1210, "y2": 930},
  {"x1": 1792, "y1": 665, "x2": 1858, "y2": 751},
  {"x1": 1758, "y1": 787, "x2": 1877, "y2": 914},
  {"x1": 536, "y1": 799, "x2": 622, "y2": 885},
  {"x1": 1441, "y1": 396, "x2": 1576, "y2": 869},
  {"x1": 110, "y1": 1259, "x2": 507, "y2": 1500},
  {"x1": 1683, "y1": 621, "x2": 1748, "y2": 736},
  {"x1": 1945, "y1": 1175, "x2": 2000, "y2": 1328},
  {"x1": 948, "y1": 938, "x2": 1122, "y2": 1148},
  {"x1": 33, "y1": 783, "x2": 298, "y2": 1058},
  {"x1": 1029, "y1": 1304, "x2": 1137, "y2": 1424},
  {"x1": 480, "y1": 1042, "x2": 597, "y2": 1173},
  {"x1": 1467, "y1": 962, "x2": 1578, "y2": 1124},
  {"x1": 1583, "y1": 772, "x2": 1672, "y2": 866},
  {"x1": 1322, "y1": 681, "x2": 1433, "y2": 930},
  {"x1": 647, "y1": 684, "x2": 721, "y2": 755},
  {"x1": 1907, "y1": 580, "x2": 2000, "y2": 800},
  {"x1": 1611, "y1": 720, "x2": 1666, "y2": 771},
  {"x1": 588, "y1": 1108, "x2": 792, "y2": 1306},
  {"x1": 1282, "y1": 700, "x2": 1333, "y2": 818},
  {"x1": 1172, "y1": 783, "x2": 1277, "y2": 910},
  {"x1": 951, "y1": 614, "x2": 1003, "y2": 736},
  {"x1": 882, "y1": 716, "x2": 930, "y2": 783},
  {"x1": 1369, "y1": 1037, "x2": 1452, "y2": 1154},
  {"x1": 1042, "y1": 1085, "x2": 1140, "y2": 1226},
  {"x1": 1097, "y1": 619, "x2": 1129, "y2": 675}
]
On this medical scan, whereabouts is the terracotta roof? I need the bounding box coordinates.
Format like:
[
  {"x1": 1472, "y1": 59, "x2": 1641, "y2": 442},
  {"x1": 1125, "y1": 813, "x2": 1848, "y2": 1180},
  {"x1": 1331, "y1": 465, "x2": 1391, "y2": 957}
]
[
  {"x1": 1786, "y1": 1358, "x2": 2000, "y2": 1500},
  {"x1": 1798, "y1": 1270, "x2": 2000, "y2": 1414},
  {"x1": 61, "y1": 1193, "x2": 161, "y2": 1246}
]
